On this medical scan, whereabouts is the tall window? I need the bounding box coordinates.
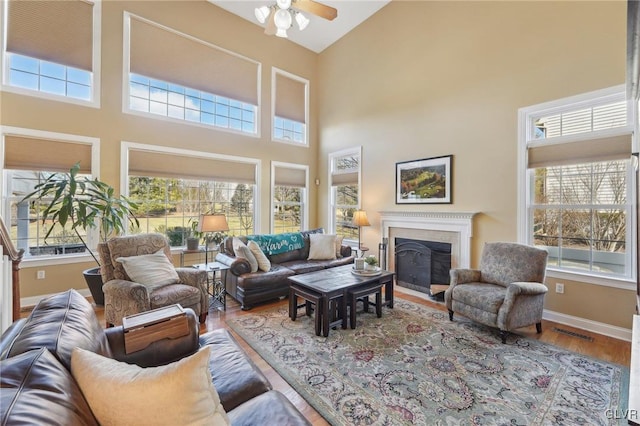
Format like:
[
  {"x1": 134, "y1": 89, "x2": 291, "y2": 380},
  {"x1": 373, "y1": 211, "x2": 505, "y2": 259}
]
[
  {"x1": 518, "y1": 86, "x2": 636, "y2": 282},
  {"x1": 2, "y1": 0, "x2": 100, "y2": 104},
  {"x1": 329, "y1": 147, "x2": 362, "y2": 244},
  {"x1": 129, "y1": 178, "x2": 255, "y2": 243},
  {"x1": 271, "y1": 162, "x2": 308, "y2": 233},
  {"x1": 125, "y1": 14, "x2": 260, "y2": 135},
  {"x1": 125, "y1": 145, "x2": 259, "y2": 246},
  {"x1": 2, "y1": 128, "x2": 99, "y2": 259},
  {"x1": 272, "y1": 68, "x2": 308, "y2": 145}
]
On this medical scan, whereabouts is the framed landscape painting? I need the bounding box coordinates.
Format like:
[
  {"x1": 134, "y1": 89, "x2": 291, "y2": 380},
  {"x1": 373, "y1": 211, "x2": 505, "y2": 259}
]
[{"x1": 396, "y1": 155, "x2": 452, "y2": 204}]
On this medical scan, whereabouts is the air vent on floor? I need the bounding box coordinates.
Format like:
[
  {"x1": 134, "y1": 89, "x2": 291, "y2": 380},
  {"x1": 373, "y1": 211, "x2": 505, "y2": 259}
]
[{"x1": 552, "y1": 327, "x2": 594, "y2": 342}]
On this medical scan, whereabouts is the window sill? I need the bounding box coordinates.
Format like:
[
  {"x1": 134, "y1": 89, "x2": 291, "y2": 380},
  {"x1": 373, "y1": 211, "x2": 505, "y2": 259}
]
[
  {"x1": 21, "y1": 253, "x2": 97, "y2": 268},
  {"x1": 545, "y1": 268, "x2": 635, "y2": 290}
]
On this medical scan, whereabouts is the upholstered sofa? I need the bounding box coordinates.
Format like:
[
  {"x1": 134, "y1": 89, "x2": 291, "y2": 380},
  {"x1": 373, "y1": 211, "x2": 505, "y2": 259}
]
[
  {"x1": 0, "y1": 289, "x2": 309, "y2": 425},
  {"x1": 215, "y1": 229, "x2": 355, "y2": 310},
  {"x1": 445, "y1": 242, "x2": 549, "y2": 343}
]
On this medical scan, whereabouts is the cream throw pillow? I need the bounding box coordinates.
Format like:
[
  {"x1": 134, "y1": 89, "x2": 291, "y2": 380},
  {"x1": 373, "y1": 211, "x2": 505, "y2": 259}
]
[
  {"x1": 334, "y1": 235, "x2": 344, "y2": 258},
  {"x1": 232, "y1": 237, "x2": 259, "y2": 273},
  {"x1": 247, "y1": 240, "x2": 271, "y2": 272},
  {"x1": 116, "y1": 250, "x2": 179, "y2": 287},
  {"x1": 308, "y1": 234, "x2": 337, "y2": 260},
  {"x1": 70, "y1": 346, "x2": 229, "y2": 426}
]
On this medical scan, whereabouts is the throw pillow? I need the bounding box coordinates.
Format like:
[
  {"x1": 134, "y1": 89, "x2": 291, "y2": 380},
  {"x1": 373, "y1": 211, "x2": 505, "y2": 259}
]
[
  {"x1": 116, "y1": 250, "x2": 179, "y2": 287},
  {"x1": 247, "y1": 240, "x2": 271, "y2": 272},
  {"x1": 308, "y1": 234, "x2": 337, "y2": 260},
  {"x1": 70, "y1": 346, "x2": 230, "y2": 426},
  {"x1": 232, "y1": 237, "x2": 259, "y2": 273},
  {"x1": 334, "y1": 235, "x2": 344, "y2": 258}
]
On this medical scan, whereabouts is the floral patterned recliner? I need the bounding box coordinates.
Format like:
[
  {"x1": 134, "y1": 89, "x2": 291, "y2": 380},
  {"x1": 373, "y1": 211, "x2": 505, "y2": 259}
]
[
  {"x1": 98, "y1": 233, "x2": 208, "y2": 327},
  {"x1": 444, "y1": 242, "x2": 548, "y2": 343}
]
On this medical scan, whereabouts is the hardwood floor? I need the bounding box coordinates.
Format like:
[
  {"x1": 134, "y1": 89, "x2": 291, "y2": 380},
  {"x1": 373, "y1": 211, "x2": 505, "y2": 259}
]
[{"x1": 23, "y1": 290, "x2": 632, "y2": 425}]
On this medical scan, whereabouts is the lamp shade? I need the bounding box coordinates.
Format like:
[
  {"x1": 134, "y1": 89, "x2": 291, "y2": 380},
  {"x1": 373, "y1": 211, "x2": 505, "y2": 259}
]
[
  {"x1": 197, "y1": 214, "x2": 229, "y2": 233},
  {"x1": 352, "y1": 210, "x2": 370, "y2": 227}
]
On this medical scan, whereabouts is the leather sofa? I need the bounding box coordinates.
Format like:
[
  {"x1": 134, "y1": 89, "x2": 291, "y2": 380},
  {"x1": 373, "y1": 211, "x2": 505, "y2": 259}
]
[
  {"x1": 216, "y1": 229, "x2": 355, "y2": 310},
  {"x1": 0, "y1": 289, "x2": 310, "y2": 425}
]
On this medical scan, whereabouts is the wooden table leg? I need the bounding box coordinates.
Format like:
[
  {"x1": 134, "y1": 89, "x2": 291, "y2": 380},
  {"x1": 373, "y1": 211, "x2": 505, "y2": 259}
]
[
  {"x1": 322, "y1": 296, "x2": 330, "y2": 337},
  {"x1": 385, "y1": 278, "x2": 394, "y2": 308},
  {"x1": 289, "y1": 288, "x2": 297, "y2": 321}
]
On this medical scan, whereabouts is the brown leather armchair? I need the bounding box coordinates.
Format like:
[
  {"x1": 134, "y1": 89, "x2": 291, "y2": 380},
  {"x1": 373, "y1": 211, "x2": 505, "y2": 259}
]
[{"x1": 98, "y1": 233, "x2": 208, "y2": 327}]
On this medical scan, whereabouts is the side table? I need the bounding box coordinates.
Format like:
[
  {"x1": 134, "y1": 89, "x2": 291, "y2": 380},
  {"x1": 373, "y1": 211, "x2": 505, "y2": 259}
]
[{"x1": 193, "y1": 262, "x2": 229, "y2": 311}]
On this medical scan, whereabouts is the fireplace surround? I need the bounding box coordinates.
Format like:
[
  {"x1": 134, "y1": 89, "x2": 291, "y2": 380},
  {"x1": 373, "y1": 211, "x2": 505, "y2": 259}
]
[{"x1": 379, "y1": 211, "x2": 476, "y2": 289}]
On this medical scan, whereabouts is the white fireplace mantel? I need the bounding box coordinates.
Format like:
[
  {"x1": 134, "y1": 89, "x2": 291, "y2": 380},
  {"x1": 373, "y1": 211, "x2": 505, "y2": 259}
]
[{"x1": 379, "y1": 211, "x2": 477, "y2": 269}]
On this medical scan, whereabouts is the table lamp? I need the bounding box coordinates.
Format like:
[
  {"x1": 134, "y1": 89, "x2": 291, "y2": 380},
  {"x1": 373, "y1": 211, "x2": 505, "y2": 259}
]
[
  {"x1": 352, "y1": 209, "x2": 370, "y2": 255},
  {"x1": 197, "y1": 214, "x2": 229, "y2": 266}
]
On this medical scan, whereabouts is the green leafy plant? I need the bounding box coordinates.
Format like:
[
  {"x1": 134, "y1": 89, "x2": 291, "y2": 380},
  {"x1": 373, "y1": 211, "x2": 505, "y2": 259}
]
[
  {"x1": 364, "y1": 255, "x2": 378, "y2": 266},
  {"x1": 23, "y1": 162, "x2": 139, "y2": 266}
]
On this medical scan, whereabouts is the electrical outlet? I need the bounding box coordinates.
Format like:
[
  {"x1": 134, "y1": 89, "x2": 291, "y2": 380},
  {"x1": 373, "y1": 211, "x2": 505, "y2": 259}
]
[
  {"x1": 555, "y1": 283, "x2": 564, "y2": 294},
  {"x1": 37, "y1": 270, "x2": 45, "y2": 280}
]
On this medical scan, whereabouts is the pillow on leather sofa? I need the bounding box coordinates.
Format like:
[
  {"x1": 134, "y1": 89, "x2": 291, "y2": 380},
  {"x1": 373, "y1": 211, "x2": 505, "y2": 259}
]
[
  {"x1": 0, "y1": 348, "x2": 98, "y2": 425},
  {"x1": 71, "y1": 346, "x2": 230, "y2": 426},
  {"x1": 308, "y1": 234, "x2": 337, "y2": 260}
]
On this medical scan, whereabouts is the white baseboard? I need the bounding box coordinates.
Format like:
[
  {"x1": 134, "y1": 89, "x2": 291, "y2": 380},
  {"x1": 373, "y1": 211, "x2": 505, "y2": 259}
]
[
  {"x1": 542, "y1": 309, "x2": 632, "y2": 342},
  {"x1": 20, "y1": 288, "x2": 91, "y2": 310},
  {"x1": 396, "y1": 286, "x2": 632, "y2": 342}
]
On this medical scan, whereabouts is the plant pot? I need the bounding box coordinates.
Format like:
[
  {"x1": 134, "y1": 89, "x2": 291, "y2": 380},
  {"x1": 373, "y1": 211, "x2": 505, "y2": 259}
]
[
  {"x1": 365, "y1": 263, "x2": 377, "y2": 271},
  {"x1": 83, "y1": 267, "x2": 104, "y2": 306},
  {"x1": 186, "y1": 238, "x2": 200, "y2": 251}
]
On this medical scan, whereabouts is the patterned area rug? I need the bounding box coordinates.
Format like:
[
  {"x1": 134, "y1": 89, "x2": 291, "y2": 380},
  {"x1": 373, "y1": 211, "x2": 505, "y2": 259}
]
[{"x1": 227, "y1": 299, "x2": 629, "y2": 425}]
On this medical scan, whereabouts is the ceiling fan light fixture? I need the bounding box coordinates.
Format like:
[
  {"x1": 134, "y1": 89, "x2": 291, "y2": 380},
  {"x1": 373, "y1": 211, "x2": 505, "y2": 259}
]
[
  {"x1": 275, "y1": 27, "x2": 288, "y2": 38},
  {"x1": 276, "y1": 0, "x2": 291, "y2": 10},
  {"x1": 295, "y1": 12, "x2": 309, "y2": 31},
  {"x1": 274, "y1": 8, "x2": 292, "y2": 30},
  {"x1": 254, "y1": 6, "x2": 271, "y2": 24}
]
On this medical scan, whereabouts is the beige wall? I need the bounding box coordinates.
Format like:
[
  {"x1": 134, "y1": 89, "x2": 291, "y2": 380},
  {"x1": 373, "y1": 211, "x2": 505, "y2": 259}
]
[
  {"x1": 2, "y1": 1, "x2": 319, "y2": 300},
  {"x1": 316, "y1": 1, "x2": 635, "y2": 328}
]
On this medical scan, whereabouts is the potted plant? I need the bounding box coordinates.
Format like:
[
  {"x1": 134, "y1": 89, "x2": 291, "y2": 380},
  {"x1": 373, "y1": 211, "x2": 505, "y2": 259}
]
[
  {"x1": 23, "y1": 162, "x2": 139, "y2": 306},
  {"x1": 187, "y1": 219, "x2": 202, "y2": 251},
  {"x1": 364, "y1": 255, "x2": 379, "y2": 271}
]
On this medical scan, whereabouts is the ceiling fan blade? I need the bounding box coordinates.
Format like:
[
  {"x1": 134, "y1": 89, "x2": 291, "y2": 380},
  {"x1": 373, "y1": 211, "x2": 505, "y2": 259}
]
[
  {"x1": 264, "y1": 11, "x2": 276, "y2": 35},
  {"x1": 293, "y1": 0, "x2": 337, "y2": 21}
]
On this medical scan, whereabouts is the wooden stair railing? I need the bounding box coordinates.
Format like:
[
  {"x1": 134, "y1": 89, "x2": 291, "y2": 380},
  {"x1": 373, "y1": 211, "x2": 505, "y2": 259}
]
[{"x1": 0, "y1": 217, "x2": 24, "y2": 321}]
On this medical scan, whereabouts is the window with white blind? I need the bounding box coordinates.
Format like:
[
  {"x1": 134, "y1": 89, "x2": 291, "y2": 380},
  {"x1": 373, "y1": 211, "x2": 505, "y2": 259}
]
[
  {"x1": 2, "y1": 0, "x2": 100, "y2": 105},
  {"x1": 124, "y1": 144, "x2": 260, "y2": 243},
  {"x1": 329, "y1": 147, "x2": 362, "y2": 244},
  {"x1": 271, "y1": 162, "x2": 308, "y2": 233},
  {"x1": 1, "y1": 127, "x2": 100, "y2": 260},
  {"x1": 518, "y1": 85, "x2": 637, "y2": 284},
  {"x1": 272, "y1": 68, "x2": 308, "y2": 145},
  {"x1": 124, "y1": 14, "x2": 260, "y2": 135}
]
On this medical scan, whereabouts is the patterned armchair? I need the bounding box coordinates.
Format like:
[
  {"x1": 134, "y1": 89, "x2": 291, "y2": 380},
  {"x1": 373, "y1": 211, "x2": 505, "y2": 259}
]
[
  {"x1": 444, "y1": 242, "x2": 548, "y2": 343},
  {"x1": 98, "y1": 233, "x2": 208, "y2": 327}
]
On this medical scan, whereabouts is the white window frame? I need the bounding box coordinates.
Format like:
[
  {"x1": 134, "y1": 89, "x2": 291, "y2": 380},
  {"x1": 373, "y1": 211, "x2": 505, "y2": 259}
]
[
  {"x1": 0, "y1": 126, "x2": 101, "y2": 267},
  {"x1": 121, "y1": 13, "x2": 261, "y2": 138},
  {"x1": 271, "y1": 67, "x2": 309, "y2": 147},
  {"x1": 517, "y1": 85, "x2": 637, "y2": 288},
  {"x1": 270, "y1": 161, "x2": 309, "y2": 233},
  {"x1": 0, "y1": 0, "x2": 102, "y2": 108},
  {"x1": 328, "y1": 146, "x2": 362, "y2": 246},
  {"x1": 120, "y1": 142, "x2": 262, "y2": 238}
]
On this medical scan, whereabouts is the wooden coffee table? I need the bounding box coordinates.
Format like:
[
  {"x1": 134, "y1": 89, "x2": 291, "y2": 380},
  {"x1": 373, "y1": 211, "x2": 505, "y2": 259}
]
[{"x1": 288, "y1": 264, "x2": 395, "y2": 337}]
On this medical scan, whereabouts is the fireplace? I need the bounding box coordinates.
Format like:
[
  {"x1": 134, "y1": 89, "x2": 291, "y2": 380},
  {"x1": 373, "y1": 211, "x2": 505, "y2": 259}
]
[
  {"x1": 379, "y1": 211, "x2": 477, "y2": 295},
  {"x1": 395, "y1": 238, "x2": 451, "y2": 294}
]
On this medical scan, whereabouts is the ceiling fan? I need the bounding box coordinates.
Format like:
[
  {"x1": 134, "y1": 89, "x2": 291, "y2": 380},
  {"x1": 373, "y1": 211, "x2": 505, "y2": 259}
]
[{"x1": 254, "y1": 0, "x2": 338, "y2": 38}]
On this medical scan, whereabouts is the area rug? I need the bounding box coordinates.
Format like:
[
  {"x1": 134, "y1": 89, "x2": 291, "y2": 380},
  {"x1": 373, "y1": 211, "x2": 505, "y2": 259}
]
[{"x1": 227, "y1": 299, "x2": 629, "y2": 425}]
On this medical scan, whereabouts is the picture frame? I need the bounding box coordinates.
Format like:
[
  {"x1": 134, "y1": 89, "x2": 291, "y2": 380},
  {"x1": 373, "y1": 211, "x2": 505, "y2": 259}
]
[{"x1": 396, "y1": 155, "x2": 452, "y2": 204}]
